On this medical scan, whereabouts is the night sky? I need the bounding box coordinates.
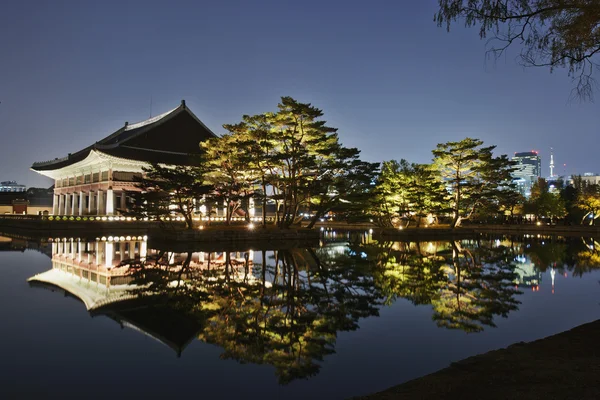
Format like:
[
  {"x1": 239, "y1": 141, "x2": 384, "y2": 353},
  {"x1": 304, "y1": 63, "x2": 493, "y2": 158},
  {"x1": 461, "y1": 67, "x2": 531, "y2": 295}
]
[{"x1": 1, "y1": 0, "x2": 598, "y2": 188}]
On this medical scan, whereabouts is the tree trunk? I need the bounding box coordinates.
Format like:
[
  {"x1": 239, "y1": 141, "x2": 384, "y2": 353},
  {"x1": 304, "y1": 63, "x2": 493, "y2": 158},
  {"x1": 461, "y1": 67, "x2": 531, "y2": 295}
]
[
  {"x1": 262, "y1": 181, "x2": 267, "y2": 229},
  {"x1": 307, "y1": 212, "x2": 321, "y2": 229}
]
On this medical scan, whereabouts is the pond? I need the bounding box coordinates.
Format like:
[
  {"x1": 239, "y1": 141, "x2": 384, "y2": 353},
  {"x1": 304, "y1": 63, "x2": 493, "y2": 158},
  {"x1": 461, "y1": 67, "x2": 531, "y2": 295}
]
[{"x1": 0, "y1": 231, "x2": 599, "y2": 399}]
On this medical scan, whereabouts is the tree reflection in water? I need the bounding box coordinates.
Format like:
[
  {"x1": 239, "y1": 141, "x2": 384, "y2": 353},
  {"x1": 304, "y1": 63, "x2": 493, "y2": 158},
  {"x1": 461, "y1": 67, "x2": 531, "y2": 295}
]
[
  {"x1": 105, "y1": 234, "x2": 600, "y2": 383},
  {"x1": 352, "y1": 237, "x2": 522, "y2": 333},
  {"x1": 524, "y1": 236, "x2": 600, "y2": 277},
  {"x1": 125, "y1": 246, "x2": 380, "y2": 384}
]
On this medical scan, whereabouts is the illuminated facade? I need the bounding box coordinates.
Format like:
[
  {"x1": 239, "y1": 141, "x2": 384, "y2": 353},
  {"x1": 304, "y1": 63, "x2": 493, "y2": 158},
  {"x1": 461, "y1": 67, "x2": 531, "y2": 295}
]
[
  {"x1": 512, "y1": 151, "x2": 541, "y2": 197},
  {"x1": 31, "y1": 100, "x2": 216, "y2": 216}
]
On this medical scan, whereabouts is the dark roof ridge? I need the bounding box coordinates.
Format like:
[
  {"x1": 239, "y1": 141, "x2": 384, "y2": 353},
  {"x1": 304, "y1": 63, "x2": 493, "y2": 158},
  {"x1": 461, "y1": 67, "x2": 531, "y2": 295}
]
[{"x1": 31, "y1": 100, "x2": 216, "y2": 171}]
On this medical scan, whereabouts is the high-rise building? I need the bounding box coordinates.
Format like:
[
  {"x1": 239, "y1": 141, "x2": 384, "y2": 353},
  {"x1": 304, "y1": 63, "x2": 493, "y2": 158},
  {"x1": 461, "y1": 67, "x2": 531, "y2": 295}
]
[
  {"x1": 0, "y1": 181, "x2": 26, "y2": 192},
  {"x1": 512, "y1": 151, "x2": 541, "y2": 197}
]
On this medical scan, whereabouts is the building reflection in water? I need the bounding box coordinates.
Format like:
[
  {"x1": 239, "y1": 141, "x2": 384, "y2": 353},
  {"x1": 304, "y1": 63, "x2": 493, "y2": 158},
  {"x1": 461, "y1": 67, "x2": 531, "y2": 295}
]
[{"x1": 24, "y1": 232, "x2": 600, "y2": 384}]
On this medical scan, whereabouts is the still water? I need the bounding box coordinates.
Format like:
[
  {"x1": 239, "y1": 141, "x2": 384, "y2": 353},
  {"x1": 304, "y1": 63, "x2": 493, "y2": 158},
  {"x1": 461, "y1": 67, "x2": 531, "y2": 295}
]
[{"x1": 0, "y1": 231, "x2": 599, "y2": 399}]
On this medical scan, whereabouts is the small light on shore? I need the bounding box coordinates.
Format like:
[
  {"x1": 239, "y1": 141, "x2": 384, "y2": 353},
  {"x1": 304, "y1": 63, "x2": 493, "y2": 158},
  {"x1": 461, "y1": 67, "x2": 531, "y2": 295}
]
[
  {"x1": 248, "y1": 223, "x2": 255, "y2": 229},
  {"x1": 198, "y1": 225, "x2": 204, "y2": 230},
  {"x1": 536, "y1": 221, "x2": 541, "y2": 226},
  {"x1": 398, "y1": 226, "x2": 403, "y2": 230}
]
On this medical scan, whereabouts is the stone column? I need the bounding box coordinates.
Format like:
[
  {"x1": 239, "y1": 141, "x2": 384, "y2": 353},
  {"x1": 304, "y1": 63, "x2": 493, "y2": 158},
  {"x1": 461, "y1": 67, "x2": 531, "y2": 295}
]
[
  {"x1": 66, "y1": 194, "x2": 72, "y2": 215},
  {"x1": 95, "y1": 240, "x2": 101, "y2": 266},
  {"x1": 62, "y1": 194, "x2": 68, "y2": 215},
  {"x1": 129, "y1": 241, "x2": 135, "y2": 259},
  {"x1": 52, "y1": 194, "x2": 59, "y2": 215},
  {"x1": 77, "y1": 240, "x2": 83, "y2": 262},
  {"x1": 57, "y1": 194, "x2": 64, "y2": 216},
  {"x1": 105, "y1": 242, "x2": 113, "y2": 268},
  {"x1": 88, "y1": 191, "x2": 95, "y2": 215},
  {"x1": 97, "y1": 190, "x2": 104, "y2": 215},
  {"x1": 72, "y1": 193, "x2": 78, "y2": 216},
  {"x1": 120, "y1": 192, "x2": 127, "y2": 214},
  {"x1": 54, "y1": 194, "x2": 64, "y2": 215},
  {"x1": 106, "y1": 188, "x2": 114, "y2": 216},
  {"x1": 140, "y1": 240, "x2": 147, "y2": 262},
  {"x1": 79, "y1": 191, "x2": 84, "y2": 216}
]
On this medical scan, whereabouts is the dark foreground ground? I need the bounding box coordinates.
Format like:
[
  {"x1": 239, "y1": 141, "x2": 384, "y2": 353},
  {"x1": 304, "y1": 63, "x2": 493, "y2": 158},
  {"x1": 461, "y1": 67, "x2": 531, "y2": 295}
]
[{"x1": 356, "y1": 319, "x2": 600, "y2": 400}]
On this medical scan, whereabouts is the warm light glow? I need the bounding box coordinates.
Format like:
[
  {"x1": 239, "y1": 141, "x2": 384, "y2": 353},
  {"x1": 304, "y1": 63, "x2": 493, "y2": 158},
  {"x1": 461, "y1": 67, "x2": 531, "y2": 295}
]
[
  {"x1": 536, "y1": 221, "x2": 541, "y2": 226},
  {"x1": 125, "y1": 236, "x2": 131, "y2": 241},
  {"x1": 198, "y1": 225, "x2": 204, "y2": 230},
  {"x1": 107, "y1": 236, "x2": 113, "y2": 241},
  {"x1": 248, "y1": 223, "x2": 255, "y2": 229}
]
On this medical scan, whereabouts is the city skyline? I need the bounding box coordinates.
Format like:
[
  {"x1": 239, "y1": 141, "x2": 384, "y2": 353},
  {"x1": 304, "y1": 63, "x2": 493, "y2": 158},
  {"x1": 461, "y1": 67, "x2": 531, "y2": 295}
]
[{"x1": 1, "y1": 0, "x2": 598, "y2": 188}]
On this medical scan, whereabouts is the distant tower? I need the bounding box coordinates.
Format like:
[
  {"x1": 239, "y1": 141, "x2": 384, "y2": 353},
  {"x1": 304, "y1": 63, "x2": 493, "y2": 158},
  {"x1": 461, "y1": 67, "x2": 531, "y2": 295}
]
[{"x1": 549, "y1": 148, "x2": 555, "y2": 178}]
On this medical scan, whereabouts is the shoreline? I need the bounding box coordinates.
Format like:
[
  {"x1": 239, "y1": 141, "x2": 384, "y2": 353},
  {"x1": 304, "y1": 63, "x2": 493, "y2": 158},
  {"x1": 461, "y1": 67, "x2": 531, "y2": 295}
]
[
  {"x1": 1, "y1": 216, "x2": 600, "y2": 241},
  {"x1": 355, "y1": 319, "x2": 600, "y2": 400}
]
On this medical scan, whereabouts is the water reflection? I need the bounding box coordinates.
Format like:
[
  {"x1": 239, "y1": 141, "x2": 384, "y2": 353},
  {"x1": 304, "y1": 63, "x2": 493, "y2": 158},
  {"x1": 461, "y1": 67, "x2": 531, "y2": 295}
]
[{"x1": 21, "y1": 231, "x2": 600, "y2": 384}]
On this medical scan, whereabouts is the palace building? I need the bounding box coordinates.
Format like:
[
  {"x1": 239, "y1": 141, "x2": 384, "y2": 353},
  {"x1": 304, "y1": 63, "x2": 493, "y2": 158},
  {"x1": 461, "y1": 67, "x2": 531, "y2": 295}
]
[{"x1": 31, "y1": 100, "x2": 216, "y2": 216}]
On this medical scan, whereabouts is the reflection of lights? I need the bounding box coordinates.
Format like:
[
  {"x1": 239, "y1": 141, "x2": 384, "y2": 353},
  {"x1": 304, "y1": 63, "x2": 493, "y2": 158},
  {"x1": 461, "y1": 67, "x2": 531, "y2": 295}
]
[
  {"x1": 369, "y1": 229, "x2": 373, "y2": 234},
  {"x1": 320, "y1": 227, "x2": 324, "y2": 231}
]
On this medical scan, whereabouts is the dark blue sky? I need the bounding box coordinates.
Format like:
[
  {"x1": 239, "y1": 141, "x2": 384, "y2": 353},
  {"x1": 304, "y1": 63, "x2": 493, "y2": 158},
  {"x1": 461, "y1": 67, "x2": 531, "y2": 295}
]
[{"x1": 1, "y1": 0, "x2": 598, "y2": 187}]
